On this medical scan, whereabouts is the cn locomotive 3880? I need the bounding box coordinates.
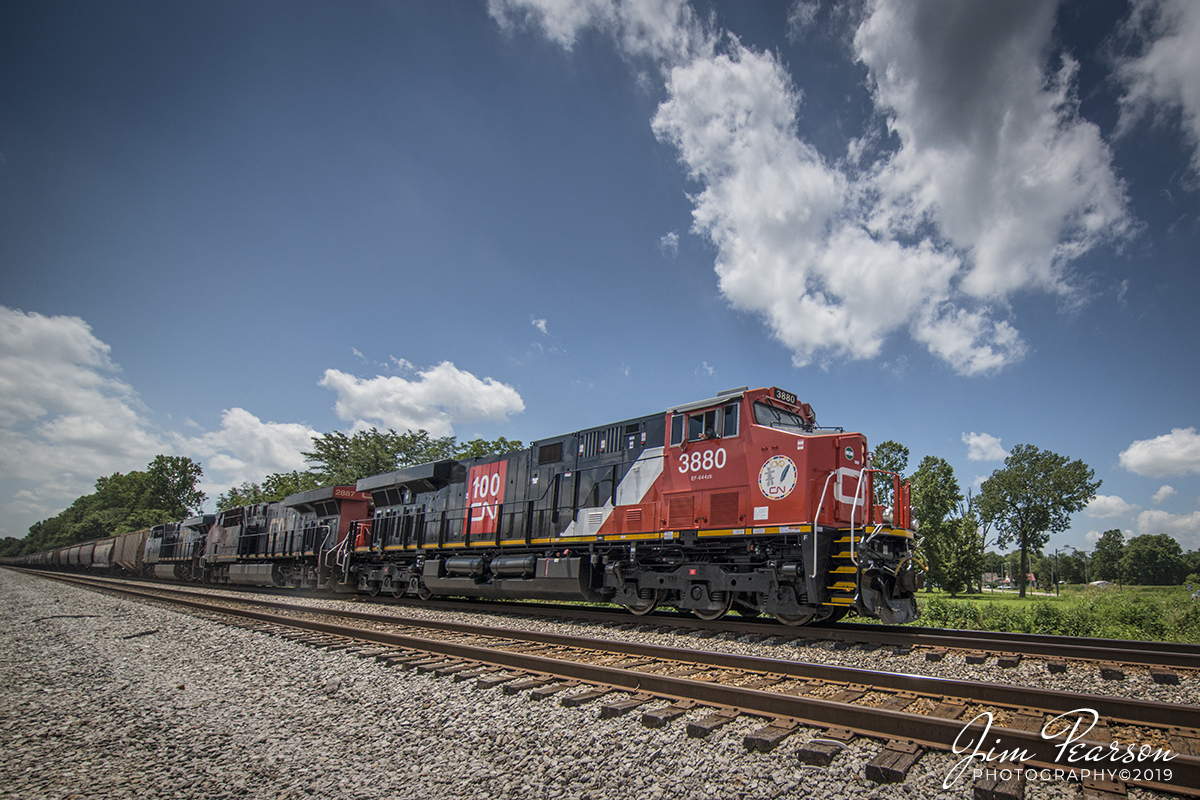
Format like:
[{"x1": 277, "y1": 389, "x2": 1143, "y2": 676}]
[{"x1": 14, "y1": 387, "x2": 925, "y2": 626}]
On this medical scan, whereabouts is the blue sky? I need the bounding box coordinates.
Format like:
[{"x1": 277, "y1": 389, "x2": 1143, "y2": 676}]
[{"x1": 2, "y1": 0, "x2": 1199, "y2": 556}]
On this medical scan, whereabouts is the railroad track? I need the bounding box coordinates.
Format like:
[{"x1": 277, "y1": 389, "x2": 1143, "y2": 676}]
[
  {"x1": 28, "y1": 568, "x2": 1200, "y2": 675},
  {"x1": 29, "y1": 570, "x2": 1200, "y2": 798}
]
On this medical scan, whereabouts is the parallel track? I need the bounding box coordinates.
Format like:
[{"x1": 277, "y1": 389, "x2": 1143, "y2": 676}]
[
  {"x1": 21, "y1": 567, "x2": 1200, "y2": 670},
  {"x1": 31, "y1": 569, "x2": 1200, "y2": 797}
]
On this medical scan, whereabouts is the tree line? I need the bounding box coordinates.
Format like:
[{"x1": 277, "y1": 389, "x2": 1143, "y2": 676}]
[
  {"x1": 874, "y1": 440, "x2": 1200, "y2": 596},
  {"x1": 0, "y1": 428, "x2": 522, "y2": 558}
]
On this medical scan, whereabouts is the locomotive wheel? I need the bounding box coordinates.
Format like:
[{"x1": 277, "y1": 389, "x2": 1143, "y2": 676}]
[
  {"x1": 417, "y1": 583, "x2": 434, "y2": 601},
  {"x1": 812, "y1": 608, "x2": 848, "y2": 625},
  {"x1": 624, "y1": 590, "x2": 661, "y2": 616},
  {"x1": 367, "y1": 582, "x2": 381, "y2": 597},
  {"x1": 391, "y1": 583, "x2": 405, "y2": 599},
  {"x1": 773, "y1": 611, "x2": 816, "y2": 626},
  {"x1": 692, "y1": 594, "x2": 733, "y2": 621}
]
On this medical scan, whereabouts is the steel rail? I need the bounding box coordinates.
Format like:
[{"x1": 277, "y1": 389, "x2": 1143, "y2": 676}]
[
  {"x1": 41, "y1": 570, "x2": 1200, "y2": 798},
  {"x1": 16, "y1": 568, "x2": 1200, "y2": 670},
  {"x1": 38, "y1": 571, "x2": 1200, "y2": 725}
]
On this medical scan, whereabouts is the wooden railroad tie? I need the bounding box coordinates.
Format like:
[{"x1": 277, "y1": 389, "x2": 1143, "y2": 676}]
[
  {"x1": 1150, "y1": 669, "x2": 1180, "y2": 685},
  {"x1": 529, "y1": 680, "x2": 581, "y2": 700},
  {"x1": 641, "y1": 700, "x2": 696, "y2": 728},
  {"x1": 796, "y1": 727, "x2": 854, "y2": 767},
  {"x1": 1080, "y1": 777, "x2": 1127, "y2": 800},
  {"x1": 743, "y1": 717, "x2": 801, "y2": 753},
  {"x1": 453, "y1": 666, "x2": 504, "y2": 683},
  {"x1": 877, "y1": 692, "x2": 916, "y2": 712},
  {"x1": 929, "y1": 698, "x2": 967, "y2": 719},
  {"x1": 965, "y1": 651, "x2": 992, "y2": 665},
  {"x1": 501, "y1": 675, "x2": 555, "y2": 695},
  {"x1": 560, "y1": 686, "x2": 614, "y2": 708},
  {"x1": 475, "y1": 672, "x2": 521, "y2": 689},
  {"x1": 433, "y1": 662, "x2": 479, "y2": 678},
  {"x1": 1168, "y1": 727, "x2": 1200, "y2": 757},
  {"x1": 377, "y1": 652, "x2": 427, "y2": 666},
  {"x1": 926, "y1": 648, "x2": 948, "y2": 662},
  {"x1": 997, "y1": 654, "x2": 1022, "y2": 669},
  {"x1": 741, "y1": 673, "x2": 786, "y2": 690},
  {"x1": 599, "y1": 693, "x2": 655, "y2": 719},
  {"x1": 394, "y1": 655, "x2": 447, "y2": 671},
  {"x1": 1085, "y1": 720, "x2": 1112, "y2": 744},
  {"x1": 686, "y1": 707, "x2": 739, "y2": 738},
  {"x1": 829, "y1": 684, "x2": 867, "y2": 703},
  {"x1": 865, "y1": 739, "x2": 923, "y2": 784},
  {"x1": 349, "y1": 648, "x2": 392, "y2": 659},
  {"x1": 1007, "y1": 711, "x2": 1044, "y2": 732},
  {"x1": 1098, "y1": 663, "x2": 1126, "y2": 681},
  {"x1": 1046, "y1": 660, "x2": 1068, "y2": 674},
  {"x1": 972, "y1": 758, "x2": 1025, "y2": 800},
  {"x1": 322, "y1": 640, "x2": 368, "y2": 652}
]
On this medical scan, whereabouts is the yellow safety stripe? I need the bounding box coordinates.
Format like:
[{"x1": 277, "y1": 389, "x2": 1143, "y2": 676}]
[{"x1": 369, "y1": 523, "x2": 819, "y2": 551}]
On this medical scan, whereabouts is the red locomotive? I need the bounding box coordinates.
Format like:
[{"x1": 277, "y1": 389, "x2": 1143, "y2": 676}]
[{"x1": 349, "y1": 386, "x2": 923, "y2": 624}]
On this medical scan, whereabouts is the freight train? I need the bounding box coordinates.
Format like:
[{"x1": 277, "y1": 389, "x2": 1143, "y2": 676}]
[{"x1": 4, "y1": 387, "x2": 924, "y2": 625}]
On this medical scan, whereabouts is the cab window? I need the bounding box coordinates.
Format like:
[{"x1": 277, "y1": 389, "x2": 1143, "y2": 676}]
[
  {"x1": 688, "y1": 409, "x2": 717, "y2": 441},
  {"x1": 753, "y1": 401, "x2": 809, "y2": 432},
  {"x1": 672, "y1": 402, "x2": 741, "y2": 446},
  {"x1": 722, "y1": 402, "x2": 739, "y2": 436}
]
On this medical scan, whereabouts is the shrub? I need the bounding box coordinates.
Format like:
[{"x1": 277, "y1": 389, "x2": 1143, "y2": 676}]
[{"x1": 979, "y1": 602, "x2": 1027, "y2": 633}]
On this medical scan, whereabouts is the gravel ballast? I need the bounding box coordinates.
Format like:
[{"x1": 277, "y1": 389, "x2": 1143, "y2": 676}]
[{"x1": 0, "y1": 569, "x2": 1184, "y2": 800}]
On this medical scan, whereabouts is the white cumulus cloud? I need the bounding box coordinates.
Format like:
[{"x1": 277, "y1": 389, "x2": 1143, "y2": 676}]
[
  {"x1": 1152, "y1": 485, "x2": 1177, "y2": 504},
  {"x1": 1119, "y1": 427, "x2": 1200, "y2": 476},
  {"x1": 962, "y1": 431, "x2": 1009, "y2": 461},
  {"x1": 491, "y1": 0, "x2": 1131, "y2": 375},
  {"x1": 319, "y1": 361, "x2": 525, "y2": 437},
  {"x1": 1085, "y1": 494, "x2": 1141, "y2": 519},
  {"x1": 175, "y1": 408, "x2": 319, "y2": 498},
  {"x1": 0, "y1": 307, "x2": 167, "y2": 533},
  {"x1": 857, "y1": 1, "x2": 1131, "y2": 301},
  {"x1": 1137, "y1": 508, "x2": 1200, "y2": 549},
  {"x1": 658, "y1": 230, "x2": 679, "y2": 258},
  {"x1": 1116, "y1": 0, "x2": 1200, "y2": 174}
]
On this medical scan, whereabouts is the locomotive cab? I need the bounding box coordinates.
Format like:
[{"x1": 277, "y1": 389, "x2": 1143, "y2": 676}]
[{"x1": 636, "y1": 386, "x2": 923, "y2": 624}]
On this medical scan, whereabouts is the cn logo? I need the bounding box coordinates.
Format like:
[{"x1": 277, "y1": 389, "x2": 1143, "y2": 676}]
[
  {"x1": 758, "y1": 455, "x2": 797, "y2": 500},
  {"x1": 467, "y1": 461, "x2": 508, "y2": 534}
]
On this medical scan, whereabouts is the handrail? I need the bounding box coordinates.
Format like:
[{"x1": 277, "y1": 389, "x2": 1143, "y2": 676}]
[
  {"x1": 810, "y1": 471, "x2": 838, "y2": 579},
  {"x1": 850, "y1": 469, "x2": 865, "y2": 566},
  {"x1": 850, "y1": 467, "x2": 891, "y2": 566}
]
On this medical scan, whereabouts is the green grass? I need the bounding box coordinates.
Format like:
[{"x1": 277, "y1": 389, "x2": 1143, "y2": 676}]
[{"x1": 910, "y1": 584, "x2": 1200, "y2": 643}]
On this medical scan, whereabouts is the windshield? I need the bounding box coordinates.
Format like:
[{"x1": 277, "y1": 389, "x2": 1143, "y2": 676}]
[{"x1": 753, "y1": 401, "x2": 811, "y2": 432}]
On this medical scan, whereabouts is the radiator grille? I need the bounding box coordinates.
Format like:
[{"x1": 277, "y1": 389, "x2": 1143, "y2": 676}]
[
  {"x1": 710, "y1": 491, "x2": 741, "y2": 527},
  {"x1": 668, "y1": 495, "x2": 695, "y2": 528}
]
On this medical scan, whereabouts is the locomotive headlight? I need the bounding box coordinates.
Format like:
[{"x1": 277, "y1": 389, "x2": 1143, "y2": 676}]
[{"x1": 844, "y1": 446, "x2": 855, "y2": 461}]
